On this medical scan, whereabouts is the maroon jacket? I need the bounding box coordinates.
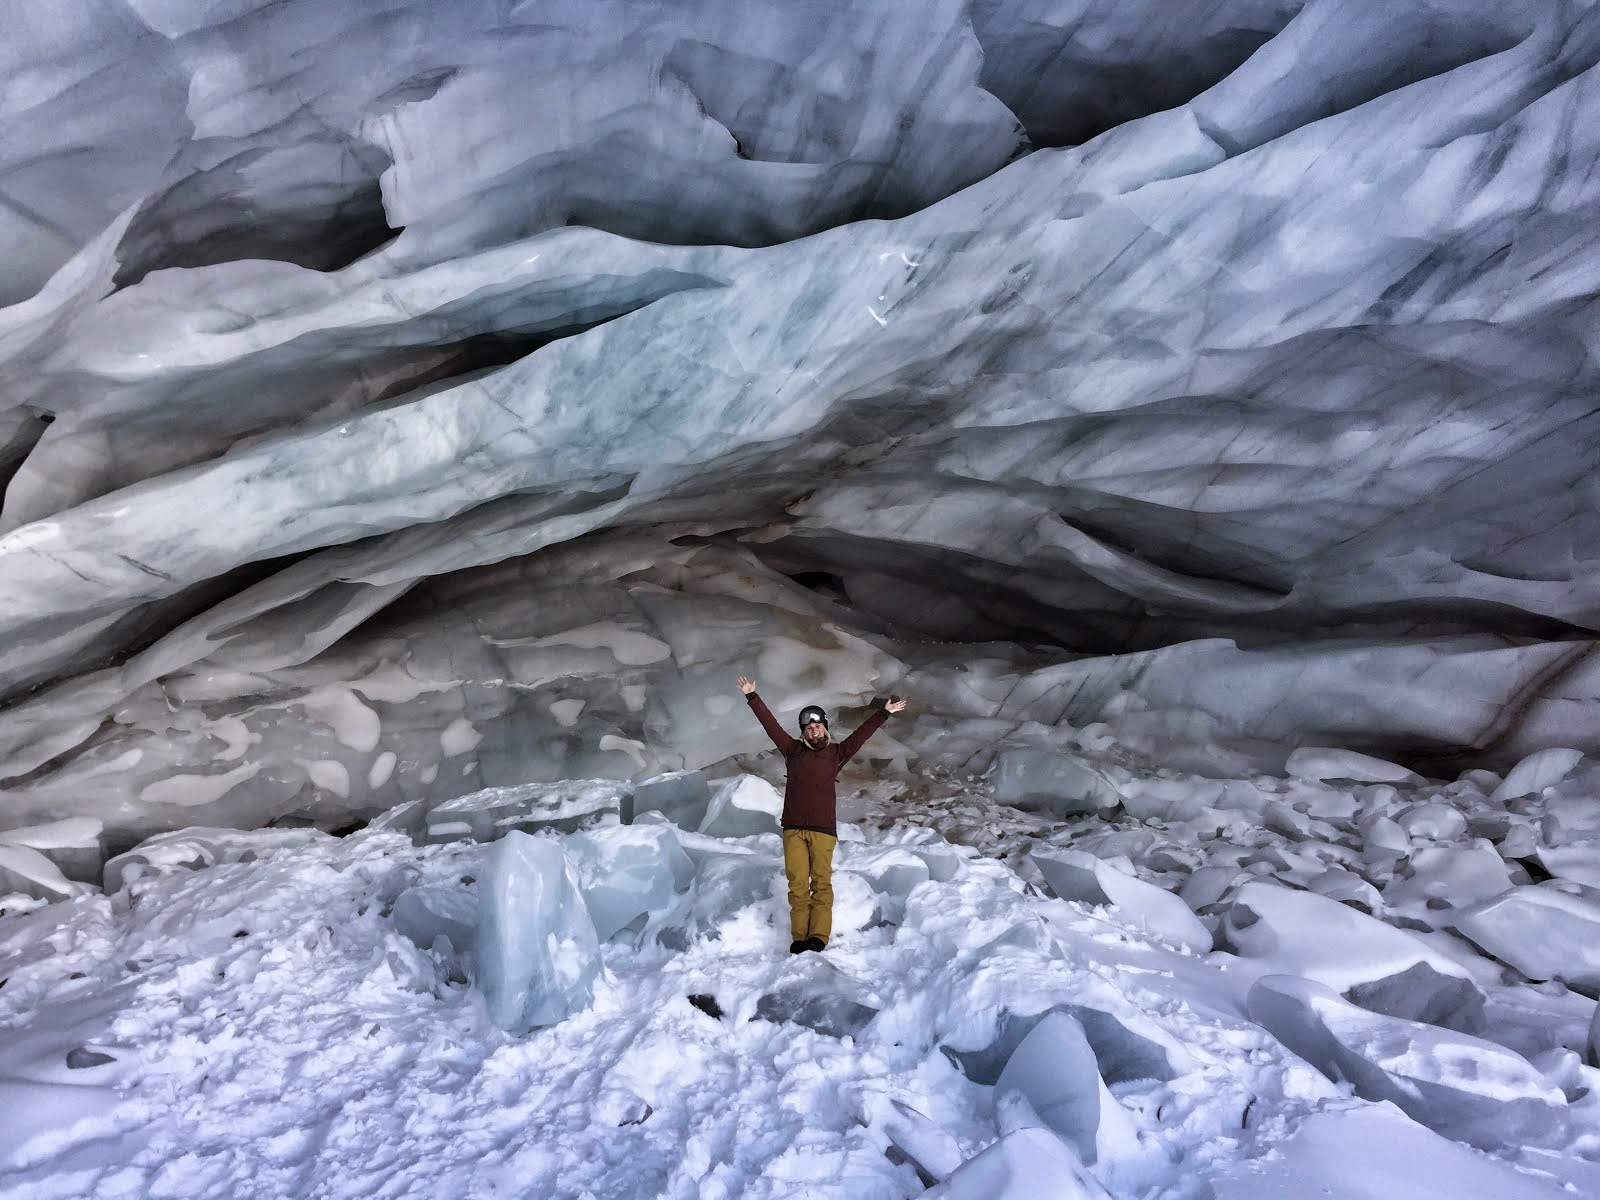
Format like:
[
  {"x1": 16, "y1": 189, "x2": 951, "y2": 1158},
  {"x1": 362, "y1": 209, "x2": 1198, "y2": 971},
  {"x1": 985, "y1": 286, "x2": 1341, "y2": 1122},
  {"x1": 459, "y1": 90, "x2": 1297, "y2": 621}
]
[{"x1": 746, "y1": 692, "x2": 890, "y2": 835}]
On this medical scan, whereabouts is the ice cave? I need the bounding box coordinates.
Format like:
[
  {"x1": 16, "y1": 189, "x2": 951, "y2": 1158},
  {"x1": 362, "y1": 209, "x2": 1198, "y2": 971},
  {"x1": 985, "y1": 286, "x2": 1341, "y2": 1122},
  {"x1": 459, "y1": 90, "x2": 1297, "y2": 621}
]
[{"x1": 2, "y1": 0, "x2": 1599, "y2": 1196}]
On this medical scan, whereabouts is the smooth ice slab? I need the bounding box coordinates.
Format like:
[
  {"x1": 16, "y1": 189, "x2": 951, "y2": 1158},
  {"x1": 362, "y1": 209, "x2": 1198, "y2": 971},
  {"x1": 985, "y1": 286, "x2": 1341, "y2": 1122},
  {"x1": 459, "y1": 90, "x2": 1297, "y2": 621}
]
[
  {"x1": 1032, "y1": 847, "x2": 1211, "y2": 954},
  {"x1": 1222, "y1": 880, "x2": 1477, "y2": 993},
  {"x1": 1248, "y1": 975, "x2": 1569, "y2": 1149},
  {"x1": 1453, "y1": 883, "x2": 1600, "y2": 995},
  {"x1": 565, "y1": 824, "x2": 692, "y2": 940},
  {"x1": 473, "y1": 831, "x2": 600, "y2": 1033}
]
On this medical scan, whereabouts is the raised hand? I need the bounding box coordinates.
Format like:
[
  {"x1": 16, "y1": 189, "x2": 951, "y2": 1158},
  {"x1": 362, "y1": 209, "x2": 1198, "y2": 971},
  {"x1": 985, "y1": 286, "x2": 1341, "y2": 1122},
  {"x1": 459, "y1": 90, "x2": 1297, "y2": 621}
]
[
  {"x1": 737, "y1": 676, "x2": 756, "y2": 694},
  {"x1": 885, "y1": 697, "x2": 908, "y2": 713}
]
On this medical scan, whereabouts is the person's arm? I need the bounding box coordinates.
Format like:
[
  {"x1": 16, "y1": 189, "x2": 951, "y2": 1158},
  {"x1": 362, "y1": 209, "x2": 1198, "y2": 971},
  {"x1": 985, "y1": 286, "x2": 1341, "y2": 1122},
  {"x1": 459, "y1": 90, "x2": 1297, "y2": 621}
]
[
  {"x1": 739, "y1": 677, "x2": 798, "y2": 754},
  {"x1": 837, "y1": 696, "x2": 905, "y2": 763}
]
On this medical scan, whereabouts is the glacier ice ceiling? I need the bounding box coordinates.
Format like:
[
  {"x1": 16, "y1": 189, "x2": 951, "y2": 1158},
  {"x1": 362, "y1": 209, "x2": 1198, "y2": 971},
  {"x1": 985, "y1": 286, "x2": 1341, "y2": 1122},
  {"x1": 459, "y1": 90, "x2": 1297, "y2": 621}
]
[{"x1": 2, "y1": 0, "x2": 1599, "y2": 850}]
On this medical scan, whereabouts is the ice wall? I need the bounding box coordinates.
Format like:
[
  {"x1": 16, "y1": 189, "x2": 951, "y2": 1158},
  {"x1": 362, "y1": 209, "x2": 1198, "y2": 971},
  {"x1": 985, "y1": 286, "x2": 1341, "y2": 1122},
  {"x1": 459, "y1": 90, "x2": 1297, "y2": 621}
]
[{"x1": 1, "y1": 0, "x2": 1598, "y2": 839}]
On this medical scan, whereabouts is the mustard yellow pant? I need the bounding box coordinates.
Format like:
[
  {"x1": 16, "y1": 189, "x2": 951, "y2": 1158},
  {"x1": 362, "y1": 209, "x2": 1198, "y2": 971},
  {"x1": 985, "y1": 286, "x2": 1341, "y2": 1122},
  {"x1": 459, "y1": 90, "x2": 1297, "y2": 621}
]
[{"x1": 782, "y1": 829, "x2": 837, "y2": 944}]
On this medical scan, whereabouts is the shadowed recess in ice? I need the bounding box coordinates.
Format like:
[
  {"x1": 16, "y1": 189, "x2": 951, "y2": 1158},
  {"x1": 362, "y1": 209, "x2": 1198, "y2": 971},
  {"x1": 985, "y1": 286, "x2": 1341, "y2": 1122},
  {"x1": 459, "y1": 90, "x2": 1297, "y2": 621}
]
[{"x1": 1, "y1": 0, "x2": 1599, "y2": 842}]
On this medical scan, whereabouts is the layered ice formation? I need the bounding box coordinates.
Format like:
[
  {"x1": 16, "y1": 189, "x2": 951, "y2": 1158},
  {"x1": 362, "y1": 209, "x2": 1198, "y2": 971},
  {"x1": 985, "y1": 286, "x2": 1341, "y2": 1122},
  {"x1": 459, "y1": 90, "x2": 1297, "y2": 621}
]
[{"x1": 0, "y1": 0, "x2": 1597, "y2": 845}]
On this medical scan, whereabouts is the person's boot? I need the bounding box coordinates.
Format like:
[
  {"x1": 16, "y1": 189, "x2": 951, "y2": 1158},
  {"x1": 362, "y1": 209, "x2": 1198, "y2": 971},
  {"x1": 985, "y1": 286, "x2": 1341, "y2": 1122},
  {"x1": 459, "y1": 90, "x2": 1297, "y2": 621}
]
[
  {"x1": 789, "y1": 940, "x2": 807, "y2": 954},
  {"x1": 804, "y1": 936, "x2": 827, "y2": 953}
]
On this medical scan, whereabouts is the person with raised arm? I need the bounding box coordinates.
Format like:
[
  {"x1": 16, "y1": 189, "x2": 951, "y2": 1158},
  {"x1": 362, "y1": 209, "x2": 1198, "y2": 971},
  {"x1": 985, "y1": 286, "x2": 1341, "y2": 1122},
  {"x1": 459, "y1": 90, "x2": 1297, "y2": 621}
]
[{"x1": 736, "y1": 676, "x2": 908, "y2": 954}]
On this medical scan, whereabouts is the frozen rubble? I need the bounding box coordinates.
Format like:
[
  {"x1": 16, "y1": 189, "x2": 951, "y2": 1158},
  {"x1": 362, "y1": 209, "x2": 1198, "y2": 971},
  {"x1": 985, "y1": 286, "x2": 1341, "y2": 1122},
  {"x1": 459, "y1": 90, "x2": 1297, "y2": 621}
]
[{"x1": 2, "y1": 746, "x2": 1599, "y2": 1199}]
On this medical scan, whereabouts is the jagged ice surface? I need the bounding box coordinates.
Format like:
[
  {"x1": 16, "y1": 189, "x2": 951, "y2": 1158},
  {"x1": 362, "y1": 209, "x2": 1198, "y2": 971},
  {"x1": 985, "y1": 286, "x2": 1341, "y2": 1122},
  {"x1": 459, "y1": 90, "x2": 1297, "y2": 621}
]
[{"x1": 0, "y1": 0, "x2": 1598, "y2": 845}]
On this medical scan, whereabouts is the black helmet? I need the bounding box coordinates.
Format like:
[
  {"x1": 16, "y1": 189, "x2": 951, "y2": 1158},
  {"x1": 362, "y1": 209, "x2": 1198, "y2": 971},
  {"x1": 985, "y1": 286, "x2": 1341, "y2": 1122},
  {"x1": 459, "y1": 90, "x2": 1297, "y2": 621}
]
[{"x1": 797, "y1": 705, "x2": 829, "y2": 730}]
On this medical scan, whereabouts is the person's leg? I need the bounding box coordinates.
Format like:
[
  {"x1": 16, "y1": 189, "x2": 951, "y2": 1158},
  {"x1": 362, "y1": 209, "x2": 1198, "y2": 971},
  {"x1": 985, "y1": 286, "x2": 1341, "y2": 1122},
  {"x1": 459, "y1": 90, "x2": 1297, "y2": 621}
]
[
  {"x1": 782, "y1": 830, "x2": 811, "y2": 944},
  {"x1": 807, "y1": 831, "x2": 837, "y2": 945}
]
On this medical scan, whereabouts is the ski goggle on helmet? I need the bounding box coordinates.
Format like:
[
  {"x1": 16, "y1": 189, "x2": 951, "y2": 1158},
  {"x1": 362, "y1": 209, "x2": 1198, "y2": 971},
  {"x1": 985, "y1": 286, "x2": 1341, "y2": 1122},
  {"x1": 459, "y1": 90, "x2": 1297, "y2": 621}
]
[{"x1": 797, "y1": 705, "x2": 829, "y2": 730}]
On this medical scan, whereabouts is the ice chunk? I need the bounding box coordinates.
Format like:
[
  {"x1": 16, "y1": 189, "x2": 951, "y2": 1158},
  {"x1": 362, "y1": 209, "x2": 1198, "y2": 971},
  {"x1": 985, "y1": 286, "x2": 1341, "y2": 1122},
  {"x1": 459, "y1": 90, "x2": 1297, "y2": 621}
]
[
  {"x1": 994, "y1": 1012, "x2": 1139, "y2": 1169},
  {"x1": 1286, "y1": 747, "x2": 1423, "y2": 784},
  {"x1": 1452, "y1": 883, "x2": 1600, "y2": 995},
  {"x1": 565, "y1": 824, "x2": 692, "y2": 940},
  {"x1": 629, "y1": 770, "x2": 711, "y2": 829},
  {"x1": 1395, "y1": 802, "x2": 1467, "y2": 841},
  {"x1": 391, "y1": 884, "x2": 477, "y2": 955},
  {"x1": 0, "y1": 843, "x2": 89, "y2": 904},
  {"x1": 1498, "y1": 822, "x2": 1538, "y2": 859},
  {"x1": 1358, "y1": 812, "x2": 1410, "y2": 860},
  {"x1": 1539, "y1": 791, "x2": 1600, "y2": 847},
  {"x1": 1119, "y1": 776, "x2": 1223, "y2": 821},
  {"x1": 1179, "y1": 864, "x2": 1246, "y2": 912},
  {"x1": 1221, "y1": 881, "x2": 1478, "y2": 994},
  {"x1": 1490, "y1": 748, "x2": 1584, "y2": 802},
  {"x1": 1532, "y1": 845, "x2": 1600, "y2": 888},
  {"x1": 1031, "y1": 848, "x2": 1211, "y2": 954},
  {"x1": 1382, "y1": 842, "x2": 1514, "y2": 926},
  {"x1": 424, "y1": 779, "x2": 626, "y2": 844},
  {"x1": 364, "y1": 798, "x2": 430, "y2": 839},
  {"x1": 697, "y1": 774, "x2": 781, "y2": 839},
  {"x1": 1588, "y1": 1002, "x2": 1600, "y2": 1069},
  {"x1": 1304, "y1": 868, "x2": 1381, "y2": 911},
  {"x1": 1247, "y1": 975, "x2": 1569, "y2": 1149},
  {"x1": 473, "y1": 831, "x2": 600, "y2": 1033},
  {"x1": 908, "y1": 841, "x2": 963, "y2": 882},
  {"x1": 926, "y1": 1128, "x2": 1113, "y2": 1200},
  {"x1": 843, "y1": 845, "x2": 929, "y2": 898},
  {"x1": 1208, "y1": 1106, "x2": 1572, "y2": 1199},
  {"x1": 992, "y1": 748, "x2": 1120, "y2": 815},
  {"x1": 0, "y1": 819, "x2": 103, "y2": 883},
  {"x1": 1343, "y1": 962, "x2": 1486, "y2": 1034}
]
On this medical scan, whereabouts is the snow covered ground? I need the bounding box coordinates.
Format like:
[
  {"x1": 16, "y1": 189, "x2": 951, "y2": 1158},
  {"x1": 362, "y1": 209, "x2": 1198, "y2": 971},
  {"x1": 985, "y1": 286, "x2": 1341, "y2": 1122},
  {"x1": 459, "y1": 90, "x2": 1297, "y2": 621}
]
[{"x1": 4, "y1": 734, "x2": 1600, "y2": 1199}]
